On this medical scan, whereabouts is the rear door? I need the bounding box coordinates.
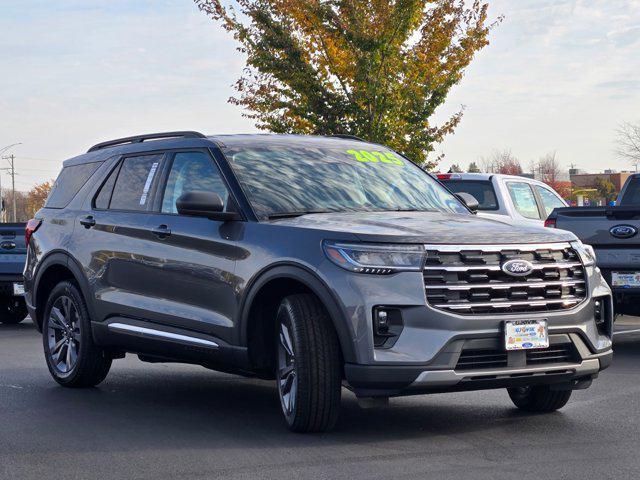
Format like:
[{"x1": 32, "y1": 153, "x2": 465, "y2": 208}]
[
  {"x1": 533, "y1": 184, "x2": 567, "y2": 218},
  {"x1": 71, "y1": 152, "x2": 166, "y2": 323}
]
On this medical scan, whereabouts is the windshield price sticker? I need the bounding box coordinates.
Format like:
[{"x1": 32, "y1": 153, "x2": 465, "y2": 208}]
[{"x1": 346, "y1": 149, "x2": 404, "y2": 166}]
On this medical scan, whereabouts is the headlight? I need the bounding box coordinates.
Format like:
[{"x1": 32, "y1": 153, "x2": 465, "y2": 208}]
[
  {"x1": 571, "y1": 240, "x2": 596, "y2": 267},
  {"x1": 323, "y1": 241, "x2": 425, "y2": 274}
]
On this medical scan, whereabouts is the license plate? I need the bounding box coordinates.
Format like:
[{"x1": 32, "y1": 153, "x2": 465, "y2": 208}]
[
  {"x1": 611, "y1": 272, "x2": 640, "y2": 288},
  {"x1": 504, "y1": 319, "x2": 549, "y2": 351},
  {"x1": 12, "y1": 283, "x2": 24, "y2": 296}
]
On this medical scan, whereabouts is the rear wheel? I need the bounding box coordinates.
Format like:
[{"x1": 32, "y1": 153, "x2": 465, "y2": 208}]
[
  {"x1": 275, "y1": 293, "x2": 342, "y2": 433},
  {"x1": 43, "y1": 281, "x2": 112, "y2": 387},
  {"x1": 0, "y1": 298, "x2": 28, "y2": 324},
  {"x1": 508, "y1": 385, "x2": 572, "y2": 412}
]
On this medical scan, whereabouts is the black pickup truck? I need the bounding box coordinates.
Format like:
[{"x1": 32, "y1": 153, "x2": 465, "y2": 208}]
[
  {"x1": 546, "y1": 174, "x2": 640, "y2": 315},
  {"x1": 0, "y1": 223, "x2": 27, "y2": 324}
]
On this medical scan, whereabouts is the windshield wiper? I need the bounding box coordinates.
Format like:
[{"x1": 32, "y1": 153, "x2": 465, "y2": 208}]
[{"x1": 267, "y1": 210, "x2": 336, "y2": 219}]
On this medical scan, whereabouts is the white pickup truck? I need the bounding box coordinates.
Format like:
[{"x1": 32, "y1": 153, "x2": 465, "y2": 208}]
[{"x1": 437, "y1": 173, "x2": 567, "y2": 227}]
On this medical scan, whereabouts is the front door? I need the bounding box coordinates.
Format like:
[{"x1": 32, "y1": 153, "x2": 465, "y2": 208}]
[{"x1": 142, "y1": 150, "x2": 244, "y2": 344}]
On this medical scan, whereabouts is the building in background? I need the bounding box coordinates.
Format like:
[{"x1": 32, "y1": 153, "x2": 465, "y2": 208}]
[{"x1": 570, "y1": 172, "x2": 635, "y2": 192}]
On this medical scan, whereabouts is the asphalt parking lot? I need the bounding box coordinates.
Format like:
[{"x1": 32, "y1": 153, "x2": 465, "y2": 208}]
[{"x1": 2, "y1": 318, "x2": 640, "y2": 480}]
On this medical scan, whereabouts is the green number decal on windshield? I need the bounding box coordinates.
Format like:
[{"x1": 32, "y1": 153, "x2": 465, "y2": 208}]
[{"x1": 346, "y1": 149, "x2": 404, "y2": 166}]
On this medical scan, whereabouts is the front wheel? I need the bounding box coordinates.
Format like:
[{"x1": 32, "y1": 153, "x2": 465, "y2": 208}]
[
  {"x1": 276, "y1": 293, "x2": 342, "y2": 433},
  {"x1": 43, "y1": 281, "x2": 112, "y2": 388},
  {"x1": 508, "y1": 385, "x2": 572, "y2": 412}
]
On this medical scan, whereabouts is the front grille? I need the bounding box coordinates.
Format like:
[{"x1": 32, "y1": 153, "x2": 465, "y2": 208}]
[
  {"x1": 456, "y1": 344, "x2": 579, "y2": 370},
  {"x1": 424, "y1": 243, "x2": 587, "y2": 314}
]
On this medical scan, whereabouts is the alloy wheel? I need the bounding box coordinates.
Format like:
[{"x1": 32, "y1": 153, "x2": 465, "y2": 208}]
[
  {"x1": 47, "y1": 295, "x2": 81, "y2": 374},
  {"x1": 277, "y1": 318, "x2": 297, "y2": 415}
]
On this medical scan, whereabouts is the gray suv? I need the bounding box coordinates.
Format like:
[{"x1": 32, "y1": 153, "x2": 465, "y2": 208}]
[{"x1": 25, "y1": 132, "x2": 613, "y2": 432}]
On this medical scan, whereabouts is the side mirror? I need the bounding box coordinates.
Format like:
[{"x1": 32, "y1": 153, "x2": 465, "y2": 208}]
[
  {"x1": 455, "y1": 192, "x2": 479, "y2": 213},
  {"x1": 176, "y1": 191, "x2": 240, "y2": 221}
]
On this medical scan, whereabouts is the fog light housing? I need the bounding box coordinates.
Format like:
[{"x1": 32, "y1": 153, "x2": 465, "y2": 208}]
[
  {"x1": 594, "y1": 299, "x2": 603, "y2": 325},
  {"x1": 372, "y1": 307, "x2": 404, "y2": 348}
]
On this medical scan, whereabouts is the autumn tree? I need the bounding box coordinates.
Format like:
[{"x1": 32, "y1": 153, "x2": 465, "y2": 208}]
[
  {"x1": 467, "y1": 161, "x2": 480, "y2": 173},
  {"x1": 448, "y1": 163, "x2": 463, "y2": 173},
  {"x1": 481, "y1": 149, "x2": 522, "y2": 175},
  {"x1": 195, "y1": 0, "x2": 500, "y2": 168},
  {"x1": 26, "y1": 181, "x2": 53, "y2": 218},
  {"x1": 594, "y1": 178, "x2": 616, "y2": 204}
]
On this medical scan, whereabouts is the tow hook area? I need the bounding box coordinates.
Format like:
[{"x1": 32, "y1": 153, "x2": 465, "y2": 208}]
[{"x1": 550, "y1": 376, "x2": 594, "y2": 391}]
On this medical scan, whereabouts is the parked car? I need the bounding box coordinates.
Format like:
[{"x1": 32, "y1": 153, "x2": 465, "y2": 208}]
[
  {"x1": 437, "y1": 173, "x2": 567, "y2": 226},
  {"x1": 0, "y1": 222, "x2": 28, "y2": 324},
  {"x1": 25, "y1": 132, "x2": 613, "y2": 432},
  {"x1": 546, "y1": 173, "x2": 640, "y2": 316}
]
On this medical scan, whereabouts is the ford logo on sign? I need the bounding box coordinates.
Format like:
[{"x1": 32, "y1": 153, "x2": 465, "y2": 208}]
[
  {"x1": 610, "y1": 225, "x2": 638, "y2": 239},
  {"x1": 501, "y1": 259, "x2": 534, "y2": 277}
]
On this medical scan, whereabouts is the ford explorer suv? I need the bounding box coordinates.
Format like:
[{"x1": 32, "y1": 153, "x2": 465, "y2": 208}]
[
  {"x1": 25, "y1": 132, "x2": 613, "y2": 432},
  {"x1": 546, "y1": 173, "x2": 640, "y2": 316},
  {"x1": 438, "y1": 173, "x2": 567, "y2": 227},
  {"x1": 0, "y1": 222, "x2": 28, "y2": 324}
]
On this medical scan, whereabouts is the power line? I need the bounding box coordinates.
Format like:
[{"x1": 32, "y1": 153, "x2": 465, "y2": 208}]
[{"x1": 1, "y1": 155, "x2": 17, "y2": 222}]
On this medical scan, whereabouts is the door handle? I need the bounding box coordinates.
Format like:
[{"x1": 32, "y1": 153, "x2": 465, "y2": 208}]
[
  {"x1": 80, "y1": 215, "x2": 96, "y2": 229},
  {"x1": 151, "y1": 224, "x2": 171, "y2": 238}
]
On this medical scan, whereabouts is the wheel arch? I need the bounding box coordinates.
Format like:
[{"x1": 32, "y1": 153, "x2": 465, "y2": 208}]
[
  {"x1": 239, "y1": 263, "x2": 356, "y2": 374},
  {"x1": 33, "y1": 252, "x2": 93, "y2": 331}
]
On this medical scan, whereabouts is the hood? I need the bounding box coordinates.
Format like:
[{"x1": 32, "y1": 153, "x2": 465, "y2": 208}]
[{"x1": 270, "y1": 211, "x2": 577, "y2": 244}]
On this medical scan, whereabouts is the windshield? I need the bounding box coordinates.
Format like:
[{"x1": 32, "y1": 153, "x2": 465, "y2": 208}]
[{"x1": 224, "y1": 142, "x2": 468, "y2": 218}]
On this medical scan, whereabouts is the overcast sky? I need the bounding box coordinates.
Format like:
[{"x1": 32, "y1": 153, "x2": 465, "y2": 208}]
[{"x1": 1, "y1": 0, "x2": 639, "y2": 190}]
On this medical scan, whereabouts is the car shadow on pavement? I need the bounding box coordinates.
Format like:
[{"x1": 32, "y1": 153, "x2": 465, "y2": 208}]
[{"x1": 16, "y1": 362, "x2": 580, "y2": 451}]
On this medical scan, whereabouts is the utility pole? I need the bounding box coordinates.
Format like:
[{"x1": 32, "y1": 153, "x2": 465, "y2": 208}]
[{"x1": 1, "y1": 155, "x2": 17, "y2": 222}]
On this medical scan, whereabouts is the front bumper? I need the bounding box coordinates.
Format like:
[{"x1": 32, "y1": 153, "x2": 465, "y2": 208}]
[{"x1": 345, "y1": 333, "x2": 612, "y2": 397}]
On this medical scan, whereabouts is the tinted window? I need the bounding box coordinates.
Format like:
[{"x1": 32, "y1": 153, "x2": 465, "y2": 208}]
[
  {"x1": 621, "y1": 177, "x2": 640, "y2": 205},
  {"x1": 441, "y1": 180, "x2": 499, "y2": 210},
  {"x1": 94, "y1": 163, "x2": 120, "y2": 209},
  {"x1": 161, "y1": 152, "x2": 229, "y2": 214},
  {"x1": 46, "y1": 162, "x2": 102, "y2": 208},
  {"x1": 225, "y1": 144, "x2": 467, "y2": 217},
  {"x1": 535, "y1": 185, "x2": 565, "y2": 217},
  {"x1": 109, "y1": 154, "x2": 162, "y2": 211},
  {"x1": 507, "y1": 182, "x2": 540, "y2": 219}
]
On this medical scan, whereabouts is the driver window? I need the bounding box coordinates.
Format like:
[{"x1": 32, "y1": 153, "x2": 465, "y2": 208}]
[{"x1": 161, "y1": 152, "x2": 229, "y2": 214}]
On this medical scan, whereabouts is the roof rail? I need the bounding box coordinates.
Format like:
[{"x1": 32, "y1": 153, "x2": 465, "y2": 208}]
[
  {"x1": 328, "y1": 134, "x2": 365, "y2": 142},
  {"x1": 87, "y1": 131, "x2": 207, "y2": 153}
]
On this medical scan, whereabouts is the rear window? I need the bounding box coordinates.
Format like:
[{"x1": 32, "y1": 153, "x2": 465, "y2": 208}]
[
  {"x1": 621, "y1": 177, "x2": 640, "y2": 205},
  {"x1": 109, "y1": 154, "x2": 163, "y2": 211},
  {"x1": 440, "y1": 180, "x2": 499, "y2": 211},
  {"x1": 46, "y1": 162, "x2": 102, "y2": 209}
]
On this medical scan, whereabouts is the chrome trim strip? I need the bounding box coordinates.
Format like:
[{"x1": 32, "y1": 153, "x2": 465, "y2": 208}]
[
  {"x1": 423, "y1": 262, "x2": 583, "y2": 271},
  {"x1": 409, "y1": 359, "x2": 601, "y2": 388},
  {"x1": 434, "y1": 298, "x2": 582, "y2": 310},
  {"x1": 423, "y1": 243, "x2": 572, "y2": 252},
  {"x1": 426, "y1": 280, "x2": 585, "y2": 290},
  {"x1": 107, "y1": 322, "x2": 219, "y2": 348}
]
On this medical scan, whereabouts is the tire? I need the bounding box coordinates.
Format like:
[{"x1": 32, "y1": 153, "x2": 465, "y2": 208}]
[
  {"x1": 42, "y1": 280, "x2": 112, "y2": 388},
  {"x1": 275, "y1": 293, "x2": 342, "y2": 433},
  {"x1": 508, "y1": 385, "x2": 572, "y2": 413},
  {"x1": 0, "y1": 298, "x2": 28, "y2": 324}
]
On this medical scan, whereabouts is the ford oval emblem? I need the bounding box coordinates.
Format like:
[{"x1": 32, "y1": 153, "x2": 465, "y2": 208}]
[
  {"x1": 0, "y1": 241, "x2": 15, "y2": 250},
  {"x1": 610, "y1": 224, "x2": 638, "y2": 239},
  {"x1": 502, "y1": 259, "x2": 534, "y2": 277}
]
